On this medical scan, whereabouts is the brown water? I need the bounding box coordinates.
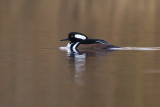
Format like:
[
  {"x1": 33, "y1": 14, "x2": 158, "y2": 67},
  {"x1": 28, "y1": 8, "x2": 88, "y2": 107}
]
[{"x1": 1, "y1": 0, "x2": 160, "y2": 107}]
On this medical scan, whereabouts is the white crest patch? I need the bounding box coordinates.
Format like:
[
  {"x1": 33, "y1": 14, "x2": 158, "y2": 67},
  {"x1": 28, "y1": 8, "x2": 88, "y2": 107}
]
[{"x1": 75, "y1": 34, "x2": 87, "y2": 40}]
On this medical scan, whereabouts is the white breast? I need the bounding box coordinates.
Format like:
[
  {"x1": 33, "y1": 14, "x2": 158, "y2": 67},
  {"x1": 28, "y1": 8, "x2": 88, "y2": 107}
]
[
  {"x1": 66, "y1": 42, "x2": 79, "y2": 53},
  {"x1": 67, "y1": 43, "x2": 72, "y2": 48}
]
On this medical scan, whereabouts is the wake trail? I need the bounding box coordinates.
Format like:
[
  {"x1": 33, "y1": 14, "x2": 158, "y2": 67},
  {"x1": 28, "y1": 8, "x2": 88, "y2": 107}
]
[{"x1": 110, "y1": 47, "x2": 160, "y2": 51}]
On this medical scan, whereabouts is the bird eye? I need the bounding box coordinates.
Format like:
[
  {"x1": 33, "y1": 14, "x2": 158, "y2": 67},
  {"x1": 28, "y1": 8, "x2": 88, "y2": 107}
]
[{"x1": 71, "y1": 35, "x2": 74, "y2": 38}]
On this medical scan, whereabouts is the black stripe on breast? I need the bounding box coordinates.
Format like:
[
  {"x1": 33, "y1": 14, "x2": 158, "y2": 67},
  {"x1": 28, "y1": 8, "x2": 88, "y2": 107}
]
[{"x1": 70, "y1": 42, "x2": 80, "y2": 53}]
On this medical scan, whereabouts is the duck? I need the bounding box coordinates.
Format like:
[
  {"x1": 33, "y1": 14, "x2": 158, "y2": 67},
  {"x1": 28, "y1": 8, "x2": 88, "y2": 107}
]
[{"x1": 60, "y1": 32, "x2": 119, "y2": 53}]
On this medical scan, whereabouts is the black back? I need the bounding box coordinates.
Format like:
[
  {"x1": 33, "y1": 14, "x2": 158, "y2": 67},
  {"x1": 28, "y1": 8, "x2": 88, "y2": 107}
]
[{"x1": 79, "y1": 39, "x2": 111, "y2": 44}]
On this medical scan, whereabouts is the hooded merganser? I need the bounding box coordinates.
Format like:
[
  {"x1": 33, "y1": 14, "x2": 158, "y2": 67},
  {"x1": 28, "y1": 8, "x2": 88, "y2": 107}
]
[{"x1": 60, "y1": 32, "x2": 119, "y2": 52}]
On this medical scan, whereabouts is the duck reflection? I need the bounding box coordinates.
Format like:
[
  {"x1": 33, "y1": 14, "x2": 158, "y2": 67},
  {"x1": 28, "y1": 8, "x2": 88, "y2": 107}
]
[
  {"x1": 67, "y1": 52, "x2": 86, "y2": 73},
  {"x1": 60, "y1": 47, "x2": 115, "y2": 85}
]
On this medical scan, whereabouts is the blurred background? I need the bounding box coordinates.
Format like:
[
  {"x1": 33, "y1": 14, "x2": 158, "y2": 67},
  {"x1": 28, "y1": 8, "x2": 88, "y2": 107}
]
[{"x1": 0, "y1": 0, "x2": 160, "y2": 107}]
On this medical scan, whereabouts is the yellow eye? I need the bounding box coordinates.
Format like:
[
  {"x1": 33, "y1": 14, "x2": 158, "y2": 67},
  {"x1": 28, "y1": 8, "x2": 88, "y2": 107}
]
[{"x1": 71, "y1": 35, "x2": 74, "y2": 38}]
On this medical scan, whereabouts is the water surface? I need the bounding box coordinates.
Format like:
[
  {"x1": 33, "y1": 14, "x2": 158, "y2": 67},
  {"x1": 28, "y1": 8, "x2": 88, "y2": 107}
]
[{"x1": 0, "y1": 0, "x2": 160, "y2": 107}]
